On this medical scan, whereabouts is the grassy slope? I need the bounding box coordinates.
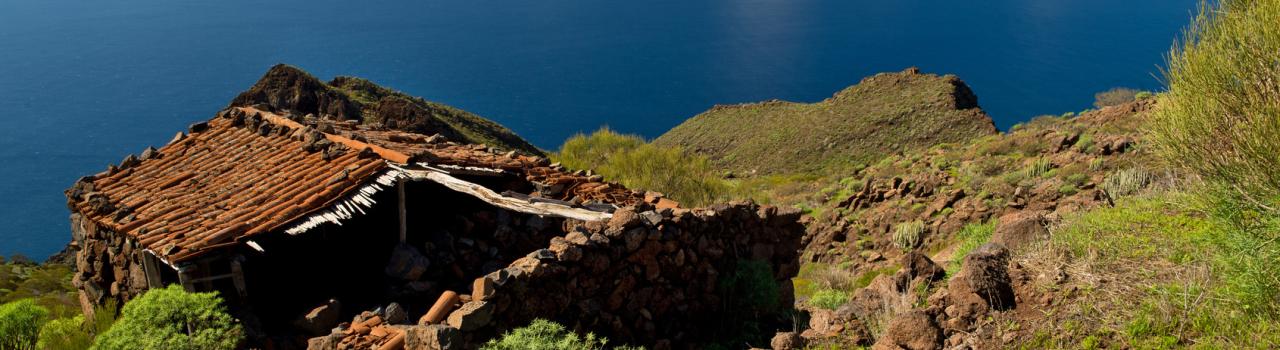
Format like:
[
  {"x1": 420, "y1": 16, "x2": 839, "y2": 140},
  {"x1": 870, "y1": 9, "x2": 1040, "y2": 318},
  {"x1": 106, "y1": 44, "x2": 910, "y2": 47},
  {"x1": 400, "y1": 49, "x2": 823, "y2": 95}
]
[{"x1": 653, "y1": 68, "x2": 997, "y2": 177}]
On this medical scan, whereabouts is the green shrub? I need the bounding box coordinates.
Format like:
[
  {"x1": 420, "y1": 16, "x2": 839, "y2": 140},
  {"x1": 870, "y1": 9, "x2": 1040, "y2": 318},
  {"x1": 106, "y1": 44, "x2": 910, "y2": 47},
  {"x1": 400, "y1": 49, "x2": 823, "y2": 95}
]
[
  {"x1": 1066, "y1": 173, "x2": 1090, "y2": 187},
  {"x1": 557, "y1": 127, "x2": 645, "y2": 171},
  {"x1": 0, "y1": 299, "x2": 48, "y2": 350},
  {"x1": 557, "y1": 128, "x2": 731, "y2": 207},
  {"x1": 893, "y1": 220, "x2": 927, "y2": 250},
  {"x1": 91, "y1": 285, "x2": 242, "y2": 350},
  {"x1": 808, "y1": 289, "x2": 849, "y2": 310},
  {"x1": 1058, "y1": 184, "x2": 1080, "y2": 196},
  {"x1": 1134, "y1": 91, "x2": 1155, "y2": 100},
  {"x1": 1149, "y1": 0, "x2": 1280, "y2": 212},
  {"x1": 1094, "y1": 88, "x2": 1141, "y2": 108},
  {"x1": 38, "y1": 315, "x2": 94, "y2": 350},
  {"x1": 481, "y1": 319, "x2": 639, "y2": 350}
]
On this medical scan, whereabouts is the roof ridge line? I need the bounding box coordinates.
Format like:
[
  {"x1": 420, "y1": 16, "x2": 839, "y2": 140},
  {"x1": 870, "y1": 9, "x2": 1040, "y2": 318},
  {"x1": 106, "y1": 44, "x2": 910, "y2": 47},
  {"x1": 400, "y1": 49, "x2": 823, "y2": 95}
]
[{"x1": 236, "y1": 107, "x2": 413, "y2": 164}]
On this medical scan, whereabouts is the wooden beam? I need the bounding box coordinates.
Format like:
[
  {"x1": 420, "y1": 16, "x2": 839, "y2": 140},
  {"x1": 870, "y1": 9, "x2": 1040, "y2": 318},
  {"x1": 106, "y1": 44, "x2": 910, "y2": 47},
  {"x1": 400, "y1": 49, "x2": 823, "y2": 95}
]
[
  {"x1": 230, "y1": 257, "x2": 247, "y2": 298},
  {"x1": 398, "y1": 177, "x2": 407, "y2": 244},
  {"x1": 239, "y1": 107, "x2": 413, "y2": 164},
  {"x1": 399, "y1": 168, "x2": 612, "y2": 222},
  {"x1": 142, "y1": 251, "x2": 164, "y2": 289}
]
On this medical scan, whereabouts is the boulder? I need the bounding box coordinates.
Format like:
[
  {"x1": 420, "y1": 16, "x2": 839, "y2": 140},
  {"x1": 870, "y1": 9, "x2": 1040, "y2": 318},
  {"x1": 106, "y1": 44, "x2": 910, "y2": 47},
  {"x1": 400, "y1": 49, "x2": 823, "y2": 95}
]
[
  {"x1": 770, "y1": 331, "x2": 805, "y2": 350},
  {"x1": 404, "y1": 324, "x2": 462, "y2": 350},
  {"x1": 385, "y1": 244, "x2": 430, "y2": 281},
  {"x1": 945, "y1": 243, "x2": 1015, "y2": 331},
  {"x1": 385, "y1": 302, "x2": 408, "y2": 325},
  {"x1": 990, "y1": 211, "x2": 1049, "y2": 250},
  {"x1": 305, "y1": 334, "x2": 341, "y2": 350},
  {"x1": 898, "y1": 252, "x2": 945, "y2": 285},
  {"x1": 445, "y1": 301, "x2": 494, "y2": 331},
  {"x1": 295, "y1": 299, "x2": 342, "y2": 336},
  {"x1": 872, "y1": 310, "x2": 943, "y2": 350}
]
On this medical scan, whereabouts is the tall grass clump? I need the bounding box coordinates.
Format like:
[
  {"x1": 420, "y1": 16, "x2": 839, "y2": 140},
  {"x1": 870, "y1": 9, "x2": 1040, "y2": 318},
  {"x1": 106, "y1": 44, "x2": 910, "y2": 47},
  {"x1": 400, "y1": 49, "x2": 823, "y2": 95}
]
[
  {"x1": 1149, "y1": 0, "x2": 1280, "y2": 212},
  {"x1": 557, "y1": 128, "x2": 730, "y2": 206},
  {"x1": 893, "y1": 220, "x2": 927, "y2": 250},
  {"x1": 1102, "y1": 168, "x2": 1154, "y2": 198}
]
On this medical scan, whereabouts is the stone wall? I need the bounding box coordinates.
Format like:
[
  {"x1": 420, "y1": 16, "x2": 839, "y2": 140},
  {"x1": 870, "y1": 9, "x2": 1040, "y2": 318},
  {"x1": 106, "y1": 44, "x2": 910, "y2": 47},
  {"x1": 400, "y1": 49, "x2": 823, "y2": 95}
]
[
  {"x1": 69, "y1": 212, "x2": 150, "y2": 317},
  {"x1": 447, "y1": 201, "x2": 806, "y2": 348}
]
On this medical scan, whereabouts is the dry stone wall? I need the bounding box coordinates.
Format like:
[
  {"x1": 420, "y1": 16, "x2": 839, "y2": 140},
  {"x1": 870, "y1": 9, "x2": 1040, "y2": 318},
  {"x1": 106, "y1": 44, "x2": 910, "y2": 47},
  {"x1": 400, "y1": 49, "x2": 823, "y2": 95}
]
[
  {"x1": 447, "y1": 201, "x2": 806, "y2": 348},
  {"x1": 69, "y1": 212, "x2": 150, "y2": 316}
]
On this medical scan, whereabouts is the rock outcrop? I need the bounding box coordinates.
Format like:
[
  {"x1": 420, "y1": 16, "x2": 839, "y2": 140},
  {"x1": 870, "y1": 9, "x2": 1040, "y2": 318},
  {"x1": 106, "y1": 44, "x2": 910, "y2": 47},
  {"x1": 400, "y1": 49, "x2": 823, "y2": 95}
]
[{"x1": 228, "y1": 64, "x2": 542, "y2": 155}]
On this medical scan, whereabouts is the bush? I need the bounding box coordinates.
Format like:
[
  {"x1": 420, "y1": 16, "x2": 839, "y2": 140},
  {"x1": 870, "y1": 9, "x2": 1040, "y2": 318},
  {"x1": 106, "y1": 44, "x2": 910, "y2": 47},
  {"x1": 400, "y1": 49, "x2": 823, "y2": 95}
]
[
  {"x1": 1094, "y1": 88, "x2": 1140, "y2": 108},
  {"x1": 0, "y1": 299, "x2": 48, "y2": 350},
  {"x1": 893, "y1": 220, "x2": 927, "y2": 250},
  {"x1": 808, "y1": 289, "x2": 849, "y2": 310},
  {"x1": 38, "y1": 315, "x2": 94, "y2": 350},
  {"x1": 91, "y1": 285, "x2": 242, "y2": 350},
  {"x1": 557, "y1": 127, "x2": 645, "y2": 171},
  {"x1": 557, "y1": 128, "x2": 731, "y2": 207},
  {"x1": 1149, "y1": 0, "x2": 1280, "y2": 211},
  {"x1": 481, "y1": 319, "x2": 639, "y2": 350}
]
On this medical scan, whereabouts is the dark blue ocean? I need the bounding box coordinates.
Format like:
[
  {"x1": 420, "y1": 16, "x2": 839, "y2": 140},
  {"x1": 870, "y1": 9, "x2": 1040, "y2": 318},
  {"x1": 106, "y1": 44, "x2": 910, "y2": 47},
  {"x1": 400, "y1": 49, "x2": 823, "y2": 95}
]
[{"x1": 0, "y1": 0, "x2": 1196, "y2": 259}]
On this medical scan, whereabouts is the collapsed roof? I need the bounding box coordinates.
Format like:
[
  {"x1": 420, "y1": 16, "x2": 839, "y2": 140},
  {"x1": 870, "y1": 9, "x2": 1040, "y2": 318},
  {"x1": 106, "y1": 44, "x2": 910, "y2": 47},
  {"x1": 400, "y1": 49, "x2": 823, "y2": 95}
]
[{"x1": 65, "y1": 107, "x2": 667, "y2": 264}]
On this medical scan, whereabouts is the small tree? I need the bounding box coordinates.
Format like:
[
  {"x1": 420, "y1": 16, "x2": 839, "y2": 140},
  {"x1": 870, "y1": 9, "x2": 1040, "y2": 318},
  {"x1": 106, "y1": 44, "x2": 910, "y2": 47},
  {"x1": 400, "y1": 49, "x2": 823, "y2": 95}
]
[
  {"x1": 0, "y1": 299, "x2": 49, "y2": 350},
  {"x1": 91, "y1": 285, "x2": 242, "y2": 350}
]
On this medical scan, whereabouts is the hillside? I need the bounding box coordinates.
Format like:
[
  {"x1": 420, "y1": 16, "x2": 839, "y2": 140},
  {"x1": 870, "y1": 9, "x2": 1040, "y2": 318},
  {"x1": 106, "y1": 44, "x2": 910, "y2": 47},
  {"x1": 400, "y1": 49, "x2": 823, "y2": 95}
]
[
  {"x1": 792, "y1": 98, "x2": 1163, "y2": 348},
  {"x1": 653, "y1": 68, "x2": 997, "y2": 176},
  {"x1": 229, "y1": 64, "x2": 543, "y2": 155}
]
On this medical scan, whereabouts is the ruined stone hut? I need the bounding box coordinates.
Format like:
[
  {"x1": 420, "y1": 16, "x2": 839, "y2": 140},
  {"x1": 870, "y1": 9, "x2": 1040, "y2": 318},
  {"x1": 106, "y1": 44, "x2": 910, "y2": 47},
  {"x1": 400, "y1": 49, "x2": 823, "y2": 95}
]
[{"x1": 65, "y1": 106, "x2": 804, "y2": 348}]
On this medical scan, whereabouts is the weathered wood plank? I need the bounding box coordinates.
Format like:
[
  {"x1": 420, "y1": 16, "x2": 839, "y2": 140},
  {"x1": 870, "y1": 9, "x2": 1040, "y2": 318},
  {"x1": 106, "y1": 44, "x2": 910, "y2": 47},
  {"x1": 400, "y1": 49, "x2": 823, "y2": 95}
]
[{"x1": 400, "y1": 168, "x2": 612, "y2": 222}]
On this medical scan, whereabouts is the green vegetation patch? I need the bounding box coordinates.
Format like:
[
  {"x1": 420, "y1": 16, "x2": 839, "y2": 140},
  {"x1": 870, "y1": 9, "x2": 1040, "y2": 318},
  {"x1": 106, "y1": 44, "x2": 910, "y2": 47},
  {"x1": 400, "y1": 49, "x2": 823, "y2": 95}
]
[
  {"x1": 92, "y1": 285, "x2": 242, "y2": 350},
  {"x1": 947, "y1": 220, "x2": 997, "y2": 274},
  {"x1": 0, "y1": 299, "x2": 48, "y2": 350},
  {"x1": 482, "y1": 319, "x2": 641, "y2": 350},
  {"x1": 1149, "y1": 0, "x2": 1280, "y2": 212},
  {"x1": 555, "y1": 128, "x2": 737, "y2": 207}
]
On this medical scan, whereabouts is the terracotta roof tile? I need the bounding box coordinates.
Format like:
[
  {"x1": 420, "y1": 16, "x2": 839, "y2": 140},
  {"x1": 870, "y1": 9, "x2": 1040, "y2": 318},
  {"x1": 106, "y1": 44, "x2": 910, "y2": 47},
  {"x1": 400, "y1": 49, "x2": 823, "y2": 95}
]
[
  {"x1": 68, "y1": 110, "x2": 388, "y2": 263},
  {"x1": 66, "y1": 107, "x2": 664, "y2": 263}
]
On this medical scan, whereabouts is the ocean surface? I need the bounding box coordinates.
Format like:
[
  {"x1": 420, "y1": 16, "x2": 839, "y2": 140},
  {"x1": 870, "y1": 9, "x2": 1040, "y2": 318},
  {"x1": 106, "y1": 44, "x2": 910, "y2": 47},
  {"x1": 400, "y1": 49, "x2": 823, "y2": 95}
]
[{"x1": 0, "y1": 0, "x2": 1196, "y2": 259}]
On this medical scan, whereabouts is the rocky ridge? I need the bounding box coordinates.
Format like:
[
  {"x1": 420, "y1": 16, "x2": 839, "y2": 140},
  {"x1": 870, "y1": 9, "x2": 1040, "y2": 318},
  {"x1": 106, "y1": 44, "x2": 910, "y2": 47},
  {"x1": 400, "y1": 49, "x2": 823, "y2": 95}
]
[{"x1": 230, "y1": 64, "x2": 542, "y2": 155}]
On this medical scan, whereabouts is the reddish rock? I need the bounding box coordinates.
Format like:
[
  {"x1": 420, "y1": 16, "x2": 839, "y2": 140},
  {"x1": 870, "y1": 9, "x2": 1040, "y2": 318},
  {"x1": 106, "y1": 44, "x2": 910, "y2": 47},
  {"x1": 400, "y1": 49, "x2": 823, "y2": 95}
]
[
  {"x1": 771, "y1": 331, "x2": 805, "y2": 350},
  {"x1": 990, "y1": 211, "x2": 1049, "y2": 250},
  {"x1": 872, "y1": 310, "x2": 943, "y2": 350}
]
